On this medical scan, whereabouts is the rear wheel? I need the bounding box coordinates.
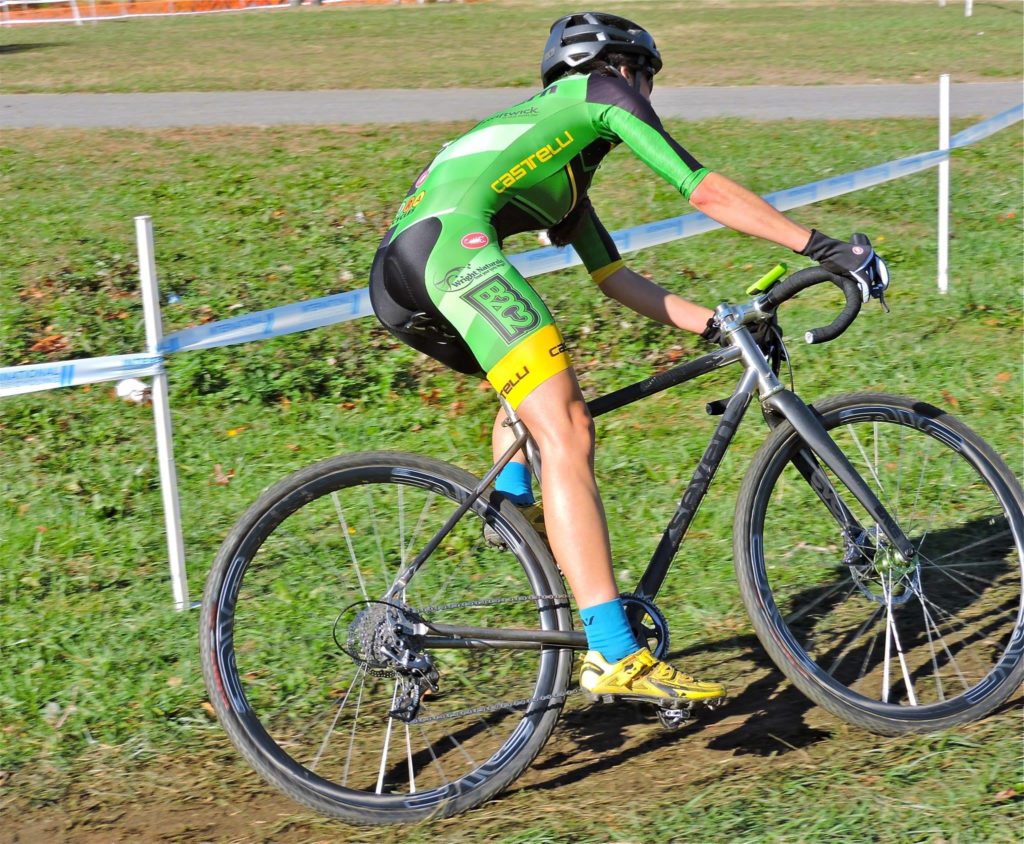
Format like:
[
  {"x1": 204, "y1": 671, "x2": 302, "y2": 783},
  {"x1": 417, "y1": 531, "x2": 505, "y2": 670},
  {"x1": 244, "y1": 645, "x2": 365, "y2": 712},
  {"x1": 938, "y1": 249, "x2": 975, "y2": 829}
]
[
  {"x1": 200, "y1": 452, "x2": 573, "y2": 824},
  {"x1": 735, "y1": 393, "x2": 1024, "y2": 734}
]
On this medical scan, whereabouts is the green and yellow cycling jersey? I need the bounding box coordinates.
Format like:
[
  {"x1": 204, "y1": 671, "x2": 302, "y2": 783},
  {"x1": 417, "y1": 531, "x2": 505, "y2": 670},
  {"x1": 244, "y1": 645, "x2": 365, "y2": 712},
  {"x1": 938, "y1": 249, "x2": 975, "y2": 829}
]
[{"x1": 370, "y1": 69, "x2": 710, "y2": 408}]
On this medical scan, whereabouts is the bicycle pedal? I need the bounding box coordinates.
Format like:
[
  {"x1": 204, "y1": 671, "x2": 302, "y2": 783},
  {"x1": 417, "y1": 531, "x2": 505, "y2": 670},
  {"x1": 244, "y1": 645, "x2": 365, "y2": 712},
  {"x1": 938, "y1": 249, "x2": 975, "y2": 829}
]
[{"x1": 656, "y1": 704, "x2": 696, "y2": 730}]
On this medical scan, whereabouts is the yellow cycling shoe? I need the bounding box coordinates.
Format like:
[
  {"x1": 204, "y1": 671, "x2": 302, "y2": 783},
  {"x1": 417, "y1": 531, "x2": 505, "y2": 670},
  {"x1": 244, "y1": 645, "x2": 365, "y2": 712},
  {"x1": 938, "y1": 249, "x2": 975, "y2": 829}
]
[
  {"x1": 579, "y1": 647, "x2": 726, "y2": 704},
  {"x1": 483, "y1": 503, "x2": 548, "y2": 549}
]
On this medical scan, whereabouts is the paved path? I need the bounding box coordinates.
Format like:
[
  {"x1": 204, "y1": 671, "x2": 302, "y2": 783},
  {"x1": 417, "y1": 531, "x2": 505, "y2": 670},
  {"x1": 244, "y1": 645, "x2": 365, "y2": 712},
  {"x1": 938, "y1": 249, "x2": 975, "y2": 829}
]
[{"x1": 1, "y1": 82, "x2": 1020, "y2": 128}]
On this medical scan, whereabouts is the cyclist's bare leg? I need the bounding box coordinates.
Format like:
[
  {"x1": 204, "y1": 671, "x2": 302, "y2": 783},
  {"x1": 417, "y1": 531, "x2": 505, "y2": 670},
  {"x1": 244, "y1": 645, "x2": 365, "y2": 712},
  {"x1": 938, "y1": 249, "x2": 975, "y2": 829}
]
[
  {"x1": 512, "y1": 366, "x2": 618, "y2": 609},
  {"x1": 498, "y1": 366, "x2": 728, "y2": 705}
]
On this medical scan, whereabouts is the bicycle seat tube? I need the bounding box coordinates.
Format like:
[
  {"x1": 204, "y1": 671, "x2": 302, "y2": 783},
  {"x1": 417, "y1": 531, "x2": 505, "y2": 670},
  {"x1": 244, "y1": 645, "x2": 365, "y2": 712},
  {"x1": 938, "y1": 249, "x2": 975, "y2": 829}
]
[{"x1": 499, "y1": 396, "x2": 543, "y2": 486}]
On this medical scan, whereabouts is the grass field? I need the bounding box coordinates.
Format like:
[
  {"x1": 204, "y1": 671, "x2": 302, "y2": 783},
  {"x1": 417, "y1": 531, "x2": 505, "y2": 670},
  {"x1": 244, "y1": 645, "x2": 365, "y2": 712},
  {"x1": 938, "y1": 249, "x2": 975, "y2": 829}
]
[
  {"x1": 1, "y1": 0, "x2": 1022, "y2": 93},
  {"x1": 1, "y1": 110, "x2": 1021, "y2": 840}
]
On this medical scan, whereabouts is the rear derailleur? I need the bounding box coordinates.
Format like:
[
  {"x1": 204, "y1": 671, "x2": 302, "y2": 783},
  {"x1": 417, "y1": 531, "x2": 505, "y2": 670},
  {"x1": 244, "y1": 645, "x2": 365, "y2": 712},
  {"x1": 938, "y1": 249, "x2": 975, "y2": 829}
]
[{"x1": 338, "y1": 600, "x2": 439, "y2": 722}]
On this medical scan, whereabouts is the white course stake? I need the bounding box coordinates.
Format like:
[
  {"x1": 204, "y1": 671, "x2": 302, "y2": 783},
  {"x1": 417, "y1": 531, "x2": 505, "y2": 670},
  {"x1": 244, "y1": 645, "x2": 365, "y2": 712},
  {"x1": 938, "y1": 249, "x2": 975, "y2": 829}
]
[
  {"x1": 965, "y1": 0, "x2": 973, "y2": 17},
  {"x1": 136, "y1": 215, "x2": 190, "y2": 610},
  {"x1": 937, "y1": 75, "x2": 951, "y2": 294}
]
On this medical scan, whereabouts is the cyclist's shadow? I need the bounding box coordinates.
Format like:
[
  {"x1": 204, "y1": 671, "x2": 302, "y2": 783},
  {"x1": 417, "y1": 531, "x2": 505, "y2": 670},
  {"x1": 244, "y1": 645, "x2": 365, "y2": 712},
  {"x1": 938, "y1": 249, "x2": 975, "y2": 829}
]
[{"x1": 519, "y1": 514, "x2": 1017, "y2": 792}]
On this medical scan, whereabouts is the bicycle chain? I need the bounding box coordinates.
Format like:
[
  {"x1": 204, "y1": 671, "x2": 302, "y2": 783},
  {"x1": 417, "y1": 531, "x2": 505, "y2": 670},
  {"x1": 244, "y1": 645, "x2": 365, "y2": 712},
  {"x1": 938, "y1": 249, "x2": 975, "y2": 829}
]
[{"x1": 407, "y1": 593, "x2": 583, "y2": 725}]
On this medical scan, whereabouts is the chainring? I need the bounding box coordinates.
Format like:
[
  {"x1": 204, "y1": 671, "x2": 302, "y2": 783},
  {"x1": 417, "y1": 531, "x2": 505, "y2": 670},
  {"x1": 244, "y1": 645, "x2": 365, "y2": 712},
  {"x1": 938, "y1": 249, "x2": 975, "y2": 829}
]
[{"x1": 621, "y1": 593, "x2": 670, "y2": 659}]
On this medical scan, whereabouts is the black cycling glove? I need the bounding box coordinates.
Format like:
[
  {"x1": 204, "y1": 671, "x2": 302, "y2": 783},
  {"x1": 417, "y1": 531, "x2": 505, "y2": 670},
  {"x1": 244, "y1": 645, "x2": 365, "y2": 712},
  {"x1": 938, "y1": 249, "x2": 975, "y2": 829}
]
[
  {"x1": 700, "y1": 315, "x2": 782, "y2": 353},
  {"x1": 798, "y1": 230, "x2": 889, "y2": 302}
]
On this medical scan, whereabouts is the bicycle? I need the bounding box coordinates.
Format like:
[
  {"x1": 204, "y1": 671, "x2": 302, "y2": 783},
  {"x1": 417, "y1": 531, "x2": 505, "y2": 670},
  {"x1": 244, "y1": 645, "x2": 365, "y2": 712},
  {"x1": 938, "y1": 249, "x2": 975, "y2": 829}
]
[{"x1": 200, "y1": 261, "x2": 1024, "y2": 825}]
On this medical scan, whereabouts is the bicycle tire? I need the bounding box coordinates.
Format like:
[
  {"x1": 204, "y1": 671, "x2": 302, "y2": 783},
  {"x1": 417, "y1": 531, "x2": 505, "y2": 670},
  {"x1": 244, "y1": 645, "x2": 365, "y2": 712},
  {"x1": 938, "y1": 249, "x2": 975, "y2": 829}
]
[
  {"x1": 734, "y1": 393, "x2": 1024, "y2": 735},
  {"x1": 200, "y1": 451, "x2": 573, "y2": 824}
]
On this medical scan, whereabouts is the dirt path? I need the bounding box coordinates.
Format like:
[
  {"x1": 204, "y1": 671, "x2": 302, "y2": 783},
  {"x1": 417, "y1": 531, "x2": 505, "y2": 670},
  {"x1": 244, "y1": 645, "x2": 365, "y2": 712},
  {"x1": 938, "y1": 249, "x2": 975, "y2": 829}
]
[{"x1": 4, "y1": 634, "x2": 1020, "y2": 844}]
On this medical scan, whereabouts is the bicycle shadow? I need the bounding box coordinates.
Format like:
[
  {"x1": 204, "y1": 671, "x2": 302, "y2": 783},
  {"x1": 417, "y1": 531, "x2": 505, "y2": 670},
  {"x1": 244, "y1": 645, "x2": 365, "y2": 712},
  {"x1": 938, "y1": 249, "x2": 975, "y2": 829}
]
[
  {"x1": 0, "y1": 44, "x2": 65, "y2": 55},
  {"x1": 517, "y1": 513, "x2": 1018, "y2": 794}
]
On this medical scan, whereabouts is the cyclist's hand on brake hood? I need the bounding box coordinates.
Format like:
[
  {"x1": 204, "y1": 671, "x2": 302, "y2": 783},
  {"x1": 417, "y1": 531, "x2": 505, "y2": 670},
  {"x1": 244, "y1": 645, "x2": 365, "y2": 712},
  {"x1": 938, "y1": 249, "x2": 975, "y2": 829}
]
[{"x1": 798, "y1": 230, "x2": 890, "y2": 302}]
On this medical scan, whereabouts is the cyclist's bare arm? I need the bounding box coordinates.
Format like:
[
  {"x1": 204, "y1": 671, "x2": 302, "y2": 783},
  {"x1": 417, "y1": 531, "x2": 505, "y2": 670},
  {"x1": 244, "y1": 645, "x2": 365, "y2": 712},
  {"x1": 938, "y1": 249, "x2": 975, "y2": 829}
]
[
  {"x1": 689, "y1": 172, "x2": 811, "y2": 252},
  {"x1": 600, "y1": 266, "x2": 713, "y2": 334}
]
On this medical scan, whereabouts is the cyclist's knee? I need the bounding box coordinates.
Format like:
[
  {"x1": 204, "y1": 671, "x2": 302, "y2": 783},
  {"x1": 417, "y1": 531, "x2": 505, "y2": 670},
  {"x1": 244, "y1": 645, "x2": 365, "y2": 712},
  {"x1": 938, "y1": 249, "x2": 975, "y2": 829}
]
[{"x1": 517, "y1": 373, "x2": 595, "y2": 461}]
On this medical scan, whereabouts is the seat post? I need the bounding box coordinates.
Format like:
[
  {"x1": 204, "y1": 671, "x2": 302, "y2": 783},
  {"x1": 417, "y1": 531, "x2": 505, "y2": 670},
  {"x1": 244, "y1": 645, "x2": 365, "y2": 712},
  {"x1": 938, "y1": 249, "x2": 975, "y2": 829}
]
[{"x1": 499, "y1": 396, "x2": 542, "y2": 486}]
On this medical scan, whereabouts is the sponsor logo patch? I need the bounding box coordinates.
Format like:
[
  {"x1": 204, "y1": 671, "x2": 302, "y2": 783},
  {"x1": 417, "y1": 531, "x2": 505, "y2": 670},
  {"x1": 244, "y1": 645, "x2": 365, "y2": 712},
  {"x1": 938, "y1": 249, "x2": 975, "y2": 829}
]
[
  {"x1": 500, "y1": 366, "x2": 530, "y2": 399},
  {"x1": 491, "y1": 130, "x2": 574, "y2": 194},
  {"x1": 461, "y1": 232, "x2": 490, "y2": 250},
  {"x1": 433, "y1": 259, "x2": 505, "y2": 293},
  {"x1": 461, "y1": 275, "x2": 540, "y2": 343},
  {"x1": 394, "y1": 190, "x2": 426, "y2": 222}
]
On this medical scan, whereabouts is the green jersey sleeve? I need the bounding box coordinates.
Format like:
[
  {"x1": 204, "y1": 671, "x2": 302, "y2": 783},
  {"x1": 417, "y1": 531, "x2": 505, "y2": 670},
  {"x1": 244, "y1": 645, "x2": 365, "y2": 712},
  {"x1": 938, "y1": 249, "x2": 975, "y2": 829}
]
[{"x1": 587, "y1": 73, "x2": 710, "y2": 200}]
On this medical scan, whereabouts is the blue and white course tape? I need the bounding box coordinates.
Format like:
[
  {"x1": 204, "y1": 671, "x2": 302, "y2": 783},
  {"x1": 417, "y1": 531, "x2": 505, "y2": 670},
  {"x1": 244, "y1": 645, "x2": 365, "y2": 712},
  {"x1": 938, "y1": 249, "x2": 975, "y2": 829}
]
[{"x1": 1, "y1": 104, "x2": 1019, "y2": 399}]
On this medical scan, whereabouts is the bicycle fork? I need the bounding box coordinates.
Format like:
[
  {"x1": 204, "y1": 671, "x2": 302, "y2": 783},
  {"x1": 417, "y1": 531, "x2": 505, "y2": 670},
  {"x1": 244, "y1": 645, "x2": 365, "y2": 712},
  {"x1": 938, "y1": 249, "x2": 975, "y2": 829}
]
[{"x1": 720, "y1": 301, "x2": 917, "y2": 565}]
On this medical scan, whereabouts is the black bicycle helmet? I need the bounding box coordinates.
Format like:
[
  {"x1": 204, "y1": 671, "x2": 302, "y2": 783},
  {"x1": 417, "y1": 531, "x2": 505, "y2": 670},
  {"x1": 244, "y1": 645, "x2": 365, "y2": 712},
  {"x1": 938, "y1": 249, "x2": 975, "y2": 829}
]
[{"x1": 541, "y1": 11, "x2": 663, "y2": 87}]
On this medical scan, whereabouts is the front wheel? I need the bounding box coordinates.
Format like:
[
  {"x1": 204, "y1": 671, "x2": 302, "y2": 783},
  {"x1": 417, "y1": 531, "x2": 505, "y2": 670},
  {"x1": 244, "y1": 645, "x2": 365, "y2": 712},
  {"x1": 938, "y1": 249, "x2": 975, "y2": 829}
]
[
  {"x1": 735, "y1": 393, "x2": 1024, "y2": 735},
  {"x1": 200, "y1": 451, "x2": 573, "y2": 824}
]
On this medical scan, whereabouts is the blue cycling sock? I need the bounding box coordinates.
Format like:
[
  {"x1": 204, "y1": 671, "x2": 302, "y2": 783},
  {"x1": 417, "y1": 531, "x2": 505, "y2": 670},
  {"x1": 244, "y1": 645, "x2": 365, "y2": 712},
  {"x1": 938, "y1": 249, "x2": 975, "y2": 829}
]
[
  {"x1": 495, "y1": 461, "x2": 535, "y2": 506},
  {"x1": 580, "y1": 598, "x2": 639, "y2": 663}
]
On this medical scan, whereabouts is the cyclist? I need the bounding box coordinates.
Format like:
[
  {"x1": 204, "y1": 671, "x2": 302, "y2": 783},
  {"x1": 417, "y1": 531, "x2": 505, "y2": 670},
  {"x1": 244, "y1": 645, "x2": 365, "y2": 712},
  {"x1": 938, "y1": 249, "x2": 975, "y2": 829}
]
[{"x1": 370, "y1": 12, "x2": 887, "y2": 709}]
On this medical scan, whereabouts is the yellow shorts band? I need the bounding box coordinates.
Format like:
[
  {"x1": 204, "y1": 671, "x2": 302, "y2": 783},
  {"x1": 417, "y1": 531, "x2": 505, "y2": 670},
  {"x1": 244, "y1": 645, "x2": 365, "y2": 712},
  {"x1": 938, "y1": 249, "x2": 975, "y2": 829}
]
[{"x1": 486, "y1": 324, "x2": 572, "y2": 409}]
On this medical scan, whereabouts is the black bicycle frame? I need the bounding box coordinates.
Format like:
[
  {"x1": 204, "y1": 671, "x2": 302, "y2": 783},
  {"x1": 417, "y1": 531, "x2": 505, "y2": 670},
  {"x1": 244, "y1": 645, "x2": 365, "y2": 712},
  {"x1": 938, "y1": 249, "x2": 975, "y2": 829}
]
[{"x1": 404, "y1": 344, "x2": 916, "y2": 651}]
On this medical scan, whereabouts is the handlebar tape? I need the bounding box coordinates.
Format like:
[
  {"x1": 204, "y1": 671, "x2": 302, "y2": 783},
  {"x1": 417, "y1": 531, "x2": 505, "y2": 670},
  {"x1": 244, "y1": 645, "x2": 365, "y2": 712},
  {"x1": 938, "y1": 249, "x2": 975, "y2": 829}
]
[{"x1": 760, "y1": 267, "x2": 862, "y2": 344}]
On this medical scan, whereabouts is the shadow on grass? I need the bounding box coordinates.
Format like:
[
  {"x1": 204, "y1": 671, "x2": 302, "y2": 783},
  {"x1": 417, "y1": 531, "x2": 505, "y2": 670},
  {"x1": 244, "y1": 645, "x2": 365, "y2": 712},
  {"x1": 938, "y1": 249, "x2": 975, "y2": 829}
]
[
  {"x1": 515, "y1": 513, "x2": 1020, "y2": 794},
  {"x1": 0, "y1": 44, "x2": 65, "y2": 55}
]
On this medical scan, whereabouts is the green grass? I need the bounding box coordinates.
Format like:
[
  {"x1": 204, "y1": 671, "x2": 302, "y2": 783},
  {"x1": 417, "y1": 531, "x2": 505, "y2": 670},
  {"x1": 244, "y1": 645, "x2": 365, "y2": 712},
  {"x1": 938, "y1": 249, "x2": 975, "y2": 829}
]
[
  {"x1": 0, "y1": 0, "x2": 1021, "y2": 93},
  {"x1": 0, "y1": 118, "x2": 1021, "y2": 840}
]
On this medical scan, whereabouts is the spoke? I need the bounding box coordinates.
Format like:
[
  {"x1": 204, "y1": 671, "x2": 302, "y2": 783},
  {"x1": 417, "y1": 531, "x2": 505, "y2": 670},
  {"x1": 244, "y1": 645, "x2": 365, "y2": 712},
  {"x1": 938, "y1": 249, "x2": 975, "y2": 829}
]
[
  {"x1": 364, "y1": 486, "x2": 390, "y2": 587},
  {"x1": 405, "y1": 723, "x2": 416, "y2": 794},
  {"x1": 917, "y1": 595, "x2": 972, "y2": 693},
  {"x1": 883, "y1": 576, "x2": 918, "y2": 705},
  {"x1": 919, "y1": 595, "x2": 947, "y2": 702},
  {"x1": 858, "y1": 614, "x2": 884, "y2": 682},
  {"x1": 404, "y1": 492, "x2": 438, "y2": 563},
  {"x1": 416, "y1": 723, "x2": 450, "y2": 789},
  {"x1": 912, "y1": 450, "x2": 963, "y2": 559},
  {"x1": 847, "y1": 422, "x2": 890, "y2": 505},
  {"x1": 312, "y1": 665, "x2": 365, "y2": 772},
  {"x1": 927, "y1": 529, "x2": 1014, "y2": 565},
  {"x1": 783, "y1": 575, "x2": 856, "y2": 626},
  {"x1": 873, "y1": 421, "x2": 880, "y2": 494},
  {"x1": 827, "y1": 602, "x2": 884, "y2": 678},
  {"x1": 333, "y1": 492, "x2": 371, "y2": 603},
  {"x1": 893, "y1": 424, "x2": 906, "y2": 524},
  {"x1": 907, "y1": 435, "x2": 937, "y2": 527},
  {"x1": 921, "y1": 558, "x2": 985, "y2": 600},
  {"x1": 882, "y1": 580, "x2": 893, "y2": 703},
  {"x1": 398, "y1": 485, "x2": 406, "y2": 565},
  {"x1": 447, "y1": 732, "x2": 479, "y2": 769},
  {"x1": 342, "y1": 671, "x2": 368, "y2": 787},
  {"x1": 924, "y1": 561, "x2": 1008, "y2": 587},
  {"x1": 376, "y1": 683, "x2": 401, "y2": 794}
]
